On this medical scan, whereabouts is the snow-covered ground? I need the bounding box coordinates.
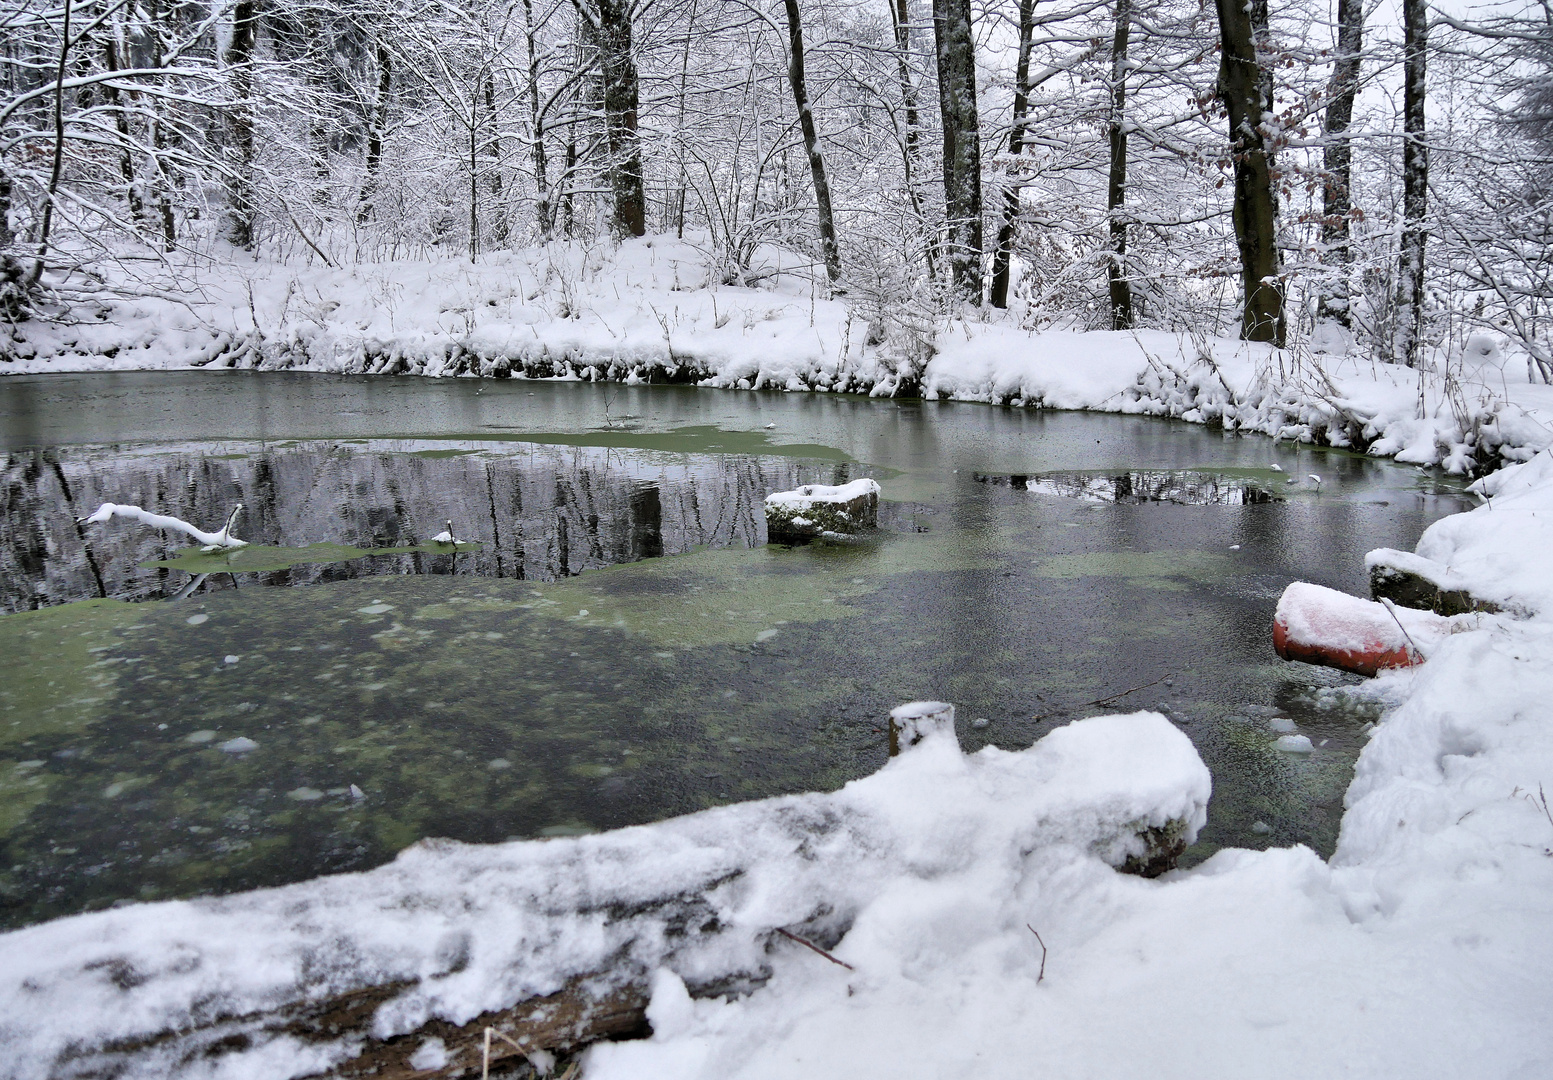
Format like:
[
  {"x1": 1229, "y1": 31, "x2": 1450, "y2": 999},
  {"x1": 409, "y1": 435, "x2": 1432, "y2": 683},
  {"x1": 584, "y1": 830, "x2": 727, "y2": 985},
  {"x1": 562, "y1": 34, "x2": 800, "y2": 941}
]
[{"x1": 5, "y1": 235, "x2": 1551, "y2": 474}]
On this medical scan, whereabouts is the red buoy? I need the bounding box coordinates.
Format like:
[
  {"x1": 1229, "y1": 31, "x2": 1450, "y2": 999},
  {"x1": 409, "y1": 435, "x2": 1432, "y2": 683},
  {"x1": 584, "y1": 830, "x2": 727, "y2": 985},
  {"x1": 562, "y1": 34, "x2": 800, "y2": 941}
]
[{"x1": 1273, "y1": 581, "x2": 1442, "y2": 677}]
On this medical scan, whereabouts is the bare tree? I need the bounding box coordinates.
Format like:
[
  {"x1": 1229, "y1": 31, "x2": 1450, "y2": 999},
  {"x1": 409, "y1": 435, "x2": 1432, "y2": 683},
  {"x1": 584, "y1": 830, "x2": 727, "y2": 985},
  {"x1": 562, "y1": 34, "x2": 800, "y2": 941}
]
[
  {"x1": 933, "y1": 0, "x2": 983, "y2": 303},
  {"x1": 780, "y1": 0, "x2": 841, "y2": 284},
  {"x1": 1394, "y1": 0, "x2": 1427, "y2": 367},
  {"x1": 574, "y1": 0, "x2": 644, "y2": 237},
  {"x1": 1214, "y1": 0, "x2": 1284, "y2": 344},
  {"x1": 990, "y1": 0, "x2": 1035, "y2": 309},
  {"x1": 1105, "y1": 0, "x2": 1132, "y2": 328},
  {"x1": 1314, "y1": 0, "x2": 1362, "y2": 329},
  {"x1": 223, "y1": 0, "x2": 258, "y2": 248}
]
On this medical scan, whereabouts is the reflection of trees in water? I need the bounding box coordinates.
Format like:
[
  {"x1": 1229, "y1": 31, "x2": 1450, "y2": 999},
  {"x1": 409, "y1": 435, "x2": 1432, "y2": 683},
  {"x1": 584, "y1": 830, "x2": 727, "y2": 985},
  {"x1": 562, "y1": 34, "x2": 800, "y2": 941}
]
[
  {"x1": 1, "y1": 445, "x2": 839, "y2": 611},
  {"x1": 975, "y1": 470, "x2": 1279, "y2": 506}
]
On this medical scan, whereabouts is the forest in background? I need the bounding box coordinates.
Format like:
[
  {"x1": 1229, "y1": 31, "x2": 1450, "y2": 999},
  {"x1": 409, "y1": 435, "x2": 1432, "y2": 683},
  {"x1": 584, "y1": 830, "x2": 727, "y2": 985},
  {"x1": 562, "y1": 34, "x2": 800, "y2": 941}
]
[{"x1": 2, "y1": 0, "x2": 1553, "y2": 380}]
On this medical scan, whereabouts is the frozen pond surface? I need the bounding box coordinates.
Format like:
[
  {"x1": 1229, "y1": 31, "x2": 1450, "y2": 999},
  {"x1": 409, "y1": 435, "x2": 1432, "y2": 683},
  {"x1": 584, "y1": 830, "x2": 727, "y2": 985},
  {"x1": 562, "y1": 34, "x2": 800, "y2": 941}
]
[{"x1": 0, "y1": 372, "x2": 1473, "y2": 928}]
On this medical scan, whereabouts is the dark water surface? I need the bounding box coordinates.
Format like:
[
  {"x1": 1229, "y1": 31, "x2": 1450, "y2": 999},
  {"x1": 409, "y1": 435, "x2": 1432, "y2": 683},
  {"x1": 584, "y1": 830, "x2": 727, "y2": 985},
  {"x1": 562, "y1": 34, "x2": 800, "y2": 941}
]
[{"x1": 0, "y1": 372, "x2": 1473, "y2": 928}]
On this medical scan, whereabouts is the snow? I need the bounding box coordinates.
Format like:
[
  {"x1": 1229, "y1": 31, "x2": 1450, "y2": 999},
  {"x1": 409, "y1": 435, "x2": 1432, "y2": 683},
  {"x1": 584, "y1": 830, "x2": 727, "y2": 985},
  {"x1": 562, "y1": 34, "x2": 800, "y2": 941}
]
[
  {"x1": 762, "y1": 479, "x2": 881, "y2": 512},
  {"x1": 0, "y1": 711, "x2": 1209, "y2": 1080},
  {"x1": 1275, "y1": 580, "x2": 1466, "y2": 659},
  {"x1": 82, "y1": 502, "x2": 248, "y2": 550},
  {"x1": 7, "y1": 235, "x2": 1551, "y2": 474},
  {"x1": 9, "y1": 447, "x2": 1553, "y2": 1078},
  {"x1": 5, "y1": 238, "x2": 1553, "y2": 1074}
]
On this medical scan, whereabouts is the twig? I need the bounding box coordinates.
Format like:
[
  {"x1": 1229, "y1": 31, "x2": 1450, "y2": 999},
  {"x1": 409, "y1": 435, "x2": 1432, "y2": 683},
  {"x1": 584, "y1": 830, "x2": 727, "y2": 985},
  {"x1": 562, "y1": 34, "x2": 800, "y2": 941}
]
[
  {"x1": 1080, "y1": 672, "x2": 1174, "y2": 710},
  {"x1": 482, "y1": 1025, "x2": 531, "y2": 1079},
  {"x1": 284, "y1": 209, "x2": 338, "y2": 269},
  {"x1": 774, "y1": 927, "x2": 854, "y2": 970},
  {"x1": 1378, "y1": 598, "x2": 1424, "y2": 662},
  {"x1": 1528, "y1": 784, "x2": 1553, "y2": 832},
  {"x1": 1026, "y1": 924, "x2": 1047, "y2": 983}
]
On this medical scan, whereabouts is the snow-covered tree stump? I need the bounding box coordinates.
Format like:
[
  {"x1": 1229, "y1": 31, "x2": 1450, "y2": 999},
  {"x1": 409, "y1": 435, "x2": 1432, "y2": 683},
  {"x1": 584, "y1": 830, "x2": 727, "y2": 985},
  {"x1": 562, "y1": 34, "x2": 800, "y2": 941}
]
[
  {"x1": 888, "y1": 700, "x2": 956, "y2": 756},
  {"x1": 764, "y1": 479, "x2": 880, "y2": 544}
]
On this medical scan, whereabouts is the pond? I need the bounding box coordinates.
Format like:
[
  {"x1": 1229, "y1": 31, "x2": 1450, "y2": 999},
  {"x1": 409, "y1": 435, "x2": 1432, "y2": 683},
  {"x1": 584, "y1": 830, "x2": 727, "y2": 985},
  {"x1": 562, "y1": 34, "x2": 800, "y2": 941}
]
[{"x1": 0, "y1": 372, "x2": 1473, "y2": 928}]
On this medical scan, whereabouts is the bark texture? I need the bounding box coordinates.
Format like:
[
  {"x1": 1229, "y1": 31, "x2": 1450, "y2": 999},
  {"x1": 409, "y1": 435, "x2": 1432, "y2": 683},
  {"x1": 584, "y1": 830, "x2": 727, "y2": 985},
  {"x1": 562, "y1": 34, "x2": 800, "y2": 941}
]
[
  {"x1": 1317, "y1": 0, "x2": 1363, "y2": 327},
  {"x1": 222, "y1": 0, "x2": 258, "y2": 249},
  {"x1": 524, "y1": 0, "x2": 553, "y2": 239},
  {"x1": 782, "y1": 0, "x2": 842, "y2": 284},
  {"x1": 1106, "y1": 0, "x2": 1133, "y2": 328},
  {"x1": 578, "y1": 0, "x2": 645, "y2": 238},
  {"x1": 932, "y1": 0, "x2": 983, "y2": 303},
  {"x1": 1214, "y1": 0, "x2": 1284, "y2": 344},
  {"x1": 990, "y1": 0, "x2": 1035, "y2": 309},
  {"x1": 889, "y1": 0, "x2": 935, "y2": 279},
  {"x1": 357, "y1": 43, "x2": 392, "y2": 224},
  {"x1": 1395, "y1": 0, "x2": 1428, "y2": 367}
]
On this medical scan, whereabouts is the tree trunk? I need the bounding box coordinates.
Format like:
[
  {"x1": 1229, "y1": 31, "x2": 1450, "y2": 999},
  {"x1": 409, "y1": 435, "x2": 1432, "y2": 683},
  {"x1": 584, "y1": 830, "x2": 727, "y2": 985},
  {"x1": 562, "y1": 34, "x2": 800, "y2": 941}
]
[
  {"x1": 781, "y1": 0, "x2": 842, "y2": 284},
  {"x1": 1214, "y1": 0, "x2": 1284, "y2": 345},
  {"x1": 563, "y1": 136, "x2": 577, "y2": 236},
  {"x1": 358, "y1": 43, "x2": 392, "y2": 224},
  {"x1": 0, "y1": 168, "x2": 12, "y2": 247},
  {"x1": 484, "y1": 74, "x2": 508, "y2": 245},
  {"x1": 989, "y1": 0, "x2": 1034, "y2": 309},
  {"x1": 101, "y1": 29, "x2": 143, "y2": 225},
  {"x1": 468, "y1": 111, "x2": 479, "y2": 260},
  {"x1": 932, "y1": 0, "x2": 983, "y2": 303},
  {"x1": 1395, "y1": 0, "x2": 1427, "y2": 368},
  {"x1": 578, "y1": 0, "x2": 645, "y2": 238},
  {"x1": 670, "y1": 0, "x2": 696, "y2": 238},
  {"x1": 29, "y1": 0, "x2": 72, "y2": 285},
  {"x1": 889, "y1": 0, "x2": 936, "y2": 280},
  {"x1": 1106, "y1": 0, "x2": 1132, "y2": 328},
  {"x1": 222, "y1": 0, "x2": 257, "y2": 249},
  {"x1": 523, "y1": 0, "x2": 553, "y2": 240},
  {"x1": 1316, "y1": 0, "x2": 1362, "y2": 327}
]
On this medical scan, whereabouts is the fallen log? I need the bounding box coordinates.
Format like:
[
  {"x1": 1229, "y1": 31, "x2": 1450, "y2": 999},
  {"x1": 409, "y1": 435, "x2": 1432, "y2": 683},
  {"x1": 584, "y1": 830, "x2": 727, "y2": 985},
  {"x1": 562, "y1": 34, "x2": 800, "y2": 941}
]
[
  {"x1": 1366, "y1": 548, "x2": 1502, "y2": 616},
  {"x1": 1, "y1": 706, "x2": 1210, "y2": 1080}
]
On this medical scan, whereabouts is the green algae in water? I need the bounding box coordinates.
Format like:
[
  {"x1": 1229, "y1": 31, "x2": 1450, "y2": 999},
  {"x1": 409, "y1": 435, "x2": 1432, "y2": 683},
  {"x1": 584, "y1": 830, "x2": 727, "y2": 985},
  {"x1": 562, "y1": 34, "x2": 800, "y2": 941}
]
[
  {"x1": 1031, "y1": 550, "x2": 1248, "y2": 590},
  {"x1": 0, "y1": 569, "x2": 885, "y2": 926},
  {"x1": 0, "y1": 599, "x2": 149, "y2": 835}
]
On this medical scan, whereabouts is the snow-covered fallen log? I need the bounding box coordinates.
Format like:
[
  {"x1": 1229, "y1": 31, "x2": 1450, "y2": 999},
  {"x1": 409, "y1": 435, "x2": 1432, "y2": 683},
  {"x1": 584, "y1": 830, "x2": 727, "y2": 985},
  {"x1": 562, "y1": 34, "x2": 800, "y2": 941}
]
[
  {"x1": 763, "y1": 479, "x2": 880, "y2": 544},
  {"x1": 81, "y1": 502, "x2": 247, "y2": 550},
  {"x1": 1366, "y1": 548, "x2": 1503, "y2": 616},
  {"x1": 0, "y1": 707, "x2": 1208, "y2": 1080}
]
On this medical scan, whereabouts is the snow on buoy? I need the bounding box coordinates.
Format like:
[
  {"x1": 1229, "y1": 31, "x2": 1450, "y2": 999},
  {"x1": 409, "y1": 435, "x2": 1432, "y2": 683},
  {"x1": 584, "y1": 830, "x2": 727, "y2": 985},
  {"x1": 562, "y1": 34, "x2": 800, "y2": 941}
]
[{"x1": 1272, "y1": 581, "x2": 1450, "y2": 677}]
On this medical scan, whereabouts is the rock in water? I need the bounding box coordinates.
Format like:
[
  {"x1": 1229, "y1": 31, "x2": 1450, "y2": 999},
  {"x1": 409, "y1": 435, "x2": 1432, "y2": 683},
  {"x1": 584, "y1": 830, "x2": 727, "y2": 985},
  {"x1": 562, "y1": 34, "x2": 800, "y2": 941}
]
[{"x1": 764, "y1": 478, "x2": 880, "y2": 544}]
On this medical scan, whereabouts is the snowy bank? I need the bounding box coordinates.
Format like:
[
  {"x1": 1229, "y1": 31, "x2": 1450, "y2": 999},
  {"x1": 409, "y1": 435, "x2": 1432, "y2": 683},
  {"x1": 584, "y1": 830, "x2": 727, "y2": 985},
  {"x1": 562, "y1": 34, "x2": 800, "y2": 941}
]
[
  {"x1": 5, "y1": 235, "x2": 1552, "y2": 474},
  {"x1": 0, "y1": 710, "x2": 1208, "y2": 1080}
]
